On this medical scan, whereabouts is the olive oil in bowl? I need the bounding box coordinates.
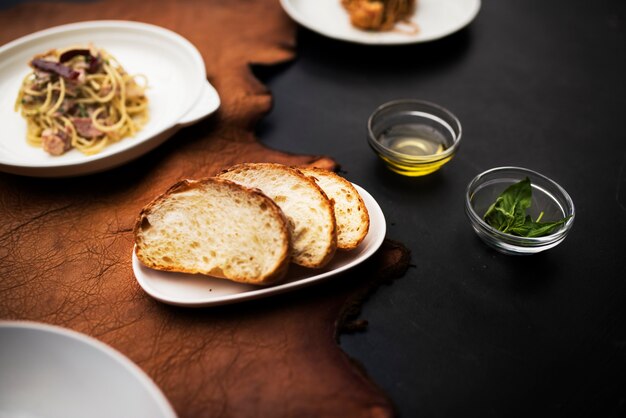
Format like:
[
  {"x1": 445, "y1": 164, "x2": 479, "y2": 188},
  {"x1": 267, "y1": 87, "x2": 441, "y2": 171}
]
[
  {"x1": 368, "y1": 100, "x2": 461, "y2": 177},
  {"x1": 379, "y1": 124, "x2": 447, "y2": 156}
]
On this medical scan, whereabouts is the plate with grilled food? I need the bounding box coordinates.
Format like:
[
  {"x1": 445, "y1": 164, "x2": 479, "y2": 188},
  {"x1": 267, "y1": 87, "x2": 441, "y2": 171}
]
[
  {"x1": 279, "y1": 0, "x2": 481, "y2": 45},
  {"x1": 132, "y1": 165, "x2": 386, "y2": 307},
  {"x1": 0, "y1": 20, "x2": 219, "y2": 177}
]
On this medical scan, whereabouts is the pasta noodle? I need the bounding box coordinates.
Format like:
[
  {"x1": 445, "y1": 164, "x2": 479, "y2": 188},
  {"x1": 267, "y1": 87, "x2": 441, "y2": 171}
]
[
  {"x1": 14, "y1": 45, "x2": 149, "y2": 156},
  {"x1": 341, "y1": 0, "x2": 417, "y2": 32}
]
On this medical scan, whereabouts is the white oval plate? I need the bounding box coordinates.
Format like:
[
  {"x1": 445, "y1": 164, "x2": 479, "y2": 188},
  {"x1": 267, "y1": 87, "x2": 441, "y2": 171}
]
[
  {"x1": 280, "y1": 0, "x2": 481, "y2": 45},
  {"x1": 0, "y1": 20, "x2": 220, "y2": 177},
  {"x1": 132, "y1": 184, "x2": 386, "y2": 307},
  {"x1": 0, "y1": 321, "x2": 177, "y2": 418}
]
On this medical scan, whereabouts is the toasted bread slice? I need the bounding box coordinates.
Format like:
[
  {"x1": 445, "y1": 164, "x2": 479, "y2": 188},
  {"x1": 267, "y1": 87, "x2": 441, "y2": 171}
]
[
  {"x1": 134, "y1": 177, "x2": 291, "y2": 285},
  {"x1": 219, "y1": 163, "x2": 337, "y2": 268},
  {"x1": 300, "y1": 168, "x2": 370, "y2": 250}
]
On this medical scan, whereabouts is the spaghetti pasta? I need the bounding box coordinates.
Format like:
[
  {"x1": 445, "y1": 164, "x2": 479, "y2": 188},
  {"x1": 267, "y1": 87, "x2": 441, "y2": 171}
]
[{"x1": 14, "y1": 45, "x2": 149, "y2": 156}]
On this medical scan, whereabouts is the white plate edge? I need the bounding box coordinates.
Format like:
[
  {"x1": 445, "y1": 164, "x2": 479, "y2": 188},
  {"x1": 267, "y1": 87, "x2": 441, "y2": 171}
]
[{"x1": 0, "y1": 320, "x2": 178, "y2": 418}]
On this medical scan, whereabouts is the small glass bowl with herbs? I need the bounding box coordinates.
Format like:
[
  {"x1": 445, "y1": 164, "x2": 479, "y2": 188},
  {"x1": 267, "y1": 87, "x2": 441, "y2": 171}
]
[{"x1": 465, "y1": 167, "x2": 575, "y2": 255}]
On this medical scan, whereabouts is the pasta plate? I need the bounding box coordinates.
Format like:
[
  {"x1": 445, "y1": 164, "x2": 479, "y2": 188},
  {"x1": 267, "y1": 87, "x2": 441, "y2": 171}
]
[{"x1": 0, "y1": 20, "x2": 220, "y2": 177}]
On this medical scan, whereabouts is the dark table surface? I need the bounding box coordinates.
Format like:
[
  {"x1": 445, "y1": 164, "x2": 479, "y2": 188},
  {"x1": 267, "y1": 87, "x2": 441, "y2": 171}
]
[{"x1": 257, "y1": 1, "x2": 626, "y2": 416}]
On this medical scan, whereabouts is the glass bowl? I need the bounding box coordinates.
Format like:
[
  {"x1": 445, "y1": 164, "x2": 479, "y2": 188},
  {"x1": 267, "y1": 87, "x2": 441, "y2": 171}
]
[
  {"x1": 367, "y1": 99, "x2": 462, "y2": 176},
  {"x1": 465, "y1": 167, "x2": 575, "y2": 255}
]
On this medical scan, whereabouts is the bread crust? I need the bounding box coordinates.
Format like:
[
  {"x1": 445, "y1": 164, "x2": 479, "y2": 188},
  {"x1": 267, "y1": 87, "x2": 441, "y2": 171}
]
[
  {"x1": 219, "y1": 163, "x2": 338, "y2": 268},
  {"x1": 300, "y1": 167, "x2": 370, "y2": 250},
  {"x1": 134, "y1": 177, "x2": 291, "y2": 285}
]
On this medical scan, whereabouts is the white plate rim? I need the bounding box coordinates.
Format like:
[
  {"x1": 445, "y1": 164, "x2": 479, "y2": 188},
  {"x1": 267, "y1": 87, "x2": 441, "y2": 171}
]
[
  {"x1": 279, "y1": 0, "x2": 481, "y2": 45},
  {"x1": 132, "y1": 183, "x2": 386, "y2": 307},
  {"x1": 0, "y1": 320, "x2": 177, "y2": 418},
  {"x1": 0, "y1": 20, "x2": 220, "y2": 177}
]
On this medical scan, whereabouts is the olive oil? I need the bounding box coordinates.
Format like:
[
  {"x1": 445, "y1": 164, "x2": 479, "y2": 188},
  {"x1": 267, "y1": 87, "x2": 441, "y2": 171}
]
[
  {"x1": 386, "y1": 137, "x2": 445, "y2": 156},
  {"x1": 378, "y1": 123, "x2": 448, "y2": 157},
  {"x1": 375, "y1": 123, "x2": 452, "y2": 176}
]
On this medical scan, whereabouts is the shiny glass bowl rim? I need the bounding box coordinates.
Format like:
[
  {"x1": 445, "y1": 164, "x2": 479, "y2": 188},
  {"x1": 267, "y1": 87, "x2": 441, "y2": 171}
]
[
  {"x1": 465, "y1": 166, "x2": 576, "y2": 247},
  {"x1": 367, "y1": 99, "x2": 463, "y2": 163}
]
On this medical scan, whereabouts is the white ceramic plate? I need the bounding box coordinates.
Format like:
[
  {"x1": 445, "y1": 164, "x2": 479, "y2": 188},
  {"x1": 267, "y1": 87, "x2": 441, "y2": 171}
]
[
  {"x1": 132, "y1": 184, "x2": 386, "y2": 307},
  {"x1": 0, "y1": 20, "x2": 220, "y2": 177},
  {"x1": 280, "y1": 0, "x2": 481, "y2": 44},
  {"x1": 0, "y1": 321, "x2": 177, "y2": 418}
]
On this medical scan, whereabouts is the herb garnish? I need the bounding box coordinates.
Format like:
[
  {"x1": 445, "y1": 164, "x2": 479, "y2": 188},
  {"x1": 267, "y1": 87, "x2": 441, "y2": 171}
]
[
  {"x1": 77, "y1": 103, "x2": 87, "y2": 117},
  {"x1": 483, "y1": 177, "x2": 570, "y2": 237}
]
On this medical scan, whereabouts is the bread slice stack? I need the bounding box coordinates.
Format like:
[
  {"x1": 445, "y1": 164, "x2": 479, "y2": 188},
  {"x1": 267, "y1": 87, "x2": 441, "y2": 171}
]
[{"x1": 134, "y1": 163, "x2": 370, "y2": 285}]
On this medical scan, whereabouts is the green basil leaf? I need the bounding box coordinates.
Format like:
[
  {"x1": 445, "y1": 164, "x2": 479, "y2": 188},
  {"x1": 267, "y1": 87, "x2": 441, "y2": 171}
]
[
  {"x1": 506, "y1": 216, "x2": 535, "y2": 237},
  {"x1": 483, "y1": 199, "x2": 512, "y2": 231},
  {"x1": 483, "y1": 177, "x2": 532, "y2": 233},
  {"x1": 525, "y1": 217, "x2": 571, "y2": 238},
  {"x1": 483, "y1": 177, "x2": 570, "y2": 238}
]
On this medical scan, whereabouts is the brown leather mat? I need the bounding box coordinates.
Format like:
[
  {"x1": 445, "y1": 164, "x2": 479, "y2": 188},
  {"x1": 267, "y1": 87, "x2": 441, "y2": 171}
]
[{"x1": 0, "y1": 1, "x2": 411, "y2": 416}]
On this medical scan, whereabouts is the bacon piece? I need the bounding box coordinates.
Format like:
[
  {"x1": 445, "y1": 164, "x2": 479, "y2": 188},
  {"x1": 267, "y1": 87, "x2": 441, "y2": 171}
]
[
  {"x1": 71, "y1": 117, "x2": 104, "y2": 138},
  {"x1": 41, "y1": 129, "x2": 72, "y2": 156},
  {"x1": 59, "y1": 49, "x2": 91, "y2": 63},
  {"x1": 30, "y1": 59, "x2": 80, "y2": 81},
  {"x1": 59, "y1": 48, "x2": 101, "y2": 73}
]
